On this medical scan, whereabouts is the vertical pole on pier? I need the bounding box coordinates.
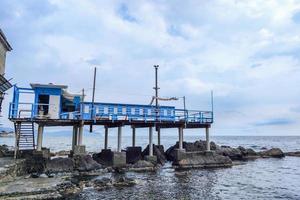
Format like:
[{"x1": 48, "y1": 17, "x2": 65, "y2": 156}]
[
  {"x1": 178, "y1": 127, "x2": 183, "y2": 150},
  {"x1": 78, "y1": 122, "x2": 83, "y2": 146},
  {"x1": 183, "y1": 96, "x2": 187, "y2": 121},
  {"x1": 37, "y1": 125, "x2": 44, "y2": 151},
  {"x1": 90, "y1": 67, "x2": 97, "y2": 133},
  {"x1": 153, "y1": 65, "x2": 160, "y2": 121},
  {"x1": 104, "y1": 126, "x2": 108, "y2": 149},
  {"x1": 149, "y1": 126, "x2": 153, "y2": 156},
  {"x1": 117, "y1": 126, "x2": 122, "y2": 152},
  {"x1": 72, "y1": 125, "x2": 78, "y2": 151},
  {"x1": 211, "y1": 90, "x2": 214, "y2": 123},
  {"x1": 132, "y1": 126, "x2": 136, "y2": 147},
  {"x1": 157, "y1": 128, "x2": 161, "y2": 146},
  {"x1": 206, "y1": 127, "x2": 210, "y2": 151}
]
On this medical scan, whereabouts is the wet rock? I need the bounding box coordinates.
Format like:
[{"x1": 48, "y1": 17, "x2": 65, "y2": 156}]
[
  {"x1": 92, "y1": 149, "x2": 113, "y2": 166},
  {"x1": 129, "y1": 160, "x2": 155, "y2": 172},
  {"x1": 126, "y1": 146, "x2": 142, "y2": 164},
  {"x1": 55, "y1": 150, "x2": 70, "y2": 156},
  {"x1": 93, "y1": 177, "x2": 113, "y2": 190},
  {"x1": 113, "y1": 177, "x2": 136, "y2": 187},
  {"x1": 142, "y1": 145, "x2": 166, "y2": 165},
  {"x1": 46, "y1": 157, "x2": 74, "y2": 173},
  {"x1": 259, "y1": 148, "x2": 285, "y2": 158},
  {"x1": 165, "y1": 140, "x2": 217, "y2": 161},
  {"x1": 74, "y1": 155, "x2": 102, "y2": 171},
  {"x1": 24, "y1": 154, "x2": 47, "y2": 174},
  {"x1": 285, "y1": 151, "x2": 300, "y2": 157},
  {"x1": 217, "y1": 146, "x2": 244, "y2": 161},
  {"x1": 174, "y1": 152, "x2": 232, "y2": 169},
  {"x1": 0, "y1": 145, "x2": 9, "y2": 157},
  {"x1": 56, "y1": 180, "x2": 81, "y2": 198},
  {"x1": 237, "y1": 146, "x2": 259, "y2": 160}
]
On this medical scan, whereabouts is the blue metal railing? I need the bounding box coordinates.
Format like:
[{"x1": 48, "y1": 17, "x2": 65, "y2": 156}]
[{"x1": 9, "y1": 101, "x2": 213, "y2": 124}]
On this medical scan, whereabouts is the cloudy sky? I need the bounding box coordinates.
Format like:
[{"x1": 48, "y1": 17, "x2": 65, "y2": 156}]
[{"x1": 1, "y1": 0, "x2": 300, "y2": 135}]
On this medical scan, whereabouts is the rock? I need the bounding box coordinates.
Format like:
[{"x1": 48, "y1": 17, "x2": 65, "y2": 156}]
[
  {"x1": 0, "y1": 145, "x2": 10, "y2": 157},
  {"x1": 113, "y1": 177, "x2": 136, "y2": 187},
  {"x1": 55, "y1": 150, "x2": 70, "y2": 156},
  {"x1": 285, "y1": 151, "x2": 300, "y2": 157},
  {"x1": 24, "y1": 154, "x2": 47, "y2": 174},
  {"x1": 39, "y1": 173, "x2": 48, "y2": 178},
  {"x1": 92, "y1": 149, "x2": 113, "y2": 166},
  {"x1": 93, "y1": 177, "x2": 112, "y2": 190},
  {"x1": 56, "y1": 180, "x2": 81, "y2": 197},
  {"x1": 237, "y1": 146, "x2": 259, "y2": 160},
  {"x1": 46, "y1": 157, "x2": 74, "y2": 173},
  {"x1": 259, "y1": 148, "x2": 285, "y2": 158},
  {"x1": 165, "y1": 140, "x2": 217, "y2": 161},
  {"x1": 217, "y1": 146, "x2": 244, "y2": 161},
  {"x1": 74, "y1": 155, "x2": 102, "y2": 171},
  {"x1": 261, "y1": 147, "x2": 268, "y2": 150},
  {"x1": 173, "y1": 152, "x2": 232, "y2": 169},
  {"x1": 142, "y1": 145, "x2": 166, "y2": 165},
  {"x1": 129, "y1": 160, "x2": 155, "y2": 172},
  {"x1": 126, "y1": 147, "x2": 142, "y2": 164}
]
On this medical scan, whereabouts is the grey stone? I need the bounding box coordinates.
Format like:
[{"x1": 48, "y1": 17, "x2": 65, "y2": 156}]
[
  {"x1": 46, "y1": 157, "x2": 74, "y2": 173},
  {"x1": 74, "y1": 155, "x2": 101, "y2": 171},
  {"x1": 259, "y1": 148, "x2": 285, "y2": 158},
  {"x1": 112, "y1": 152, "x2": 126, "y2": 168}
]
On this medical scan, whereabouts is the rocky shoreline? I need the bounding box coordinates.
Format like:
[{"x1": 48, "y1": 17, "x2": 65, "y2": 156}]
[{"x1": 0, "y1": 141, "x2": 299, "y2": 199}]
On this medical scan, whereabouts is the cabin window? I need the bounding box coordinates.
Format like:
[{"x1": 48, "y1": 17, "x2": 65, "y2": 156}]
[
  {"x1": 84, "y1": 105, "x2": 89, "y2": 113},
  {"x1": 164, "y1": 109, "x2": 167, "y2": 116},
  {"x1": 114, "y1": 107, "x2": 118, "y2": 114},
  {"x1": 131, "y1": 108, "x2": 135, "y2": 115},
  {"x1": 147, "y1": 109, "x2": 151, "y2": 116},
  {"x1": 139, "y1": 108, "x2": 144, "y2": 115},
  {"x1": 38, "y1": 95, "x2": 49, "y2": 115},
  {"x1": 95, "y1": 106, "x2": 99, "y2": 114},
  {"x1": 122, "y1": 107, "x2": 126, "y2": 115},
  {"x1": 104, "y1": 106, "x2": 108, "y2": 114}
]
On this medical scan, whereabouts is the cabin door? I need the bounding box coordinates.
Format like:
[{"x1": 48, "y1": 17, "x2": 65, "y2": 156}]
[{"x1": 49, "y1": 95, "x2": 60, "y2": 119}]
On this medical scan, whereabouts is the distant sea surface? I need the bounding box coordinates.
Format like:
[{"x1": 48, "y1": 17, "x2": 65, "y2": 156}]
[{"x1": 1, "y1": 129, "x2": 300, "y2": 199}]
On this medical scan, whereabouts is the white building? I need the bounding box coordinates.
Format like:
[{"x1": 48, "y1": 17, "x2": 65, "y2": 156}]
[{"x1": 0, "y1": 29, "x2": 12, "y2": 112}]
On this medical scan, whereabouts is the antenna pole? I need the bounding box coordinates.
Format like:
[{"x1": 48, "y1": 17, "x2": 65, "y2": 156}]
[
  {"x1": 211, "y1": 90, "x2": 214, "y2": 122},
  {"x1": 183, "y1": 96, "x2": 186, "y2": 120},
  {"x1": 153, "y1": 65, "x2": 160, "y2": 121},
  {"x1": 89, "y1": 67, "x2": 97, "y2": 132}
]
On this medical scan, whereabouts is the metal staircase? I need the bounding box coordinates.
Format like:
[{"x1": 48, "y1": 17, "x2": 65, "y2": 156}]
[{"x1": 14, "y1": 122, "x2": 35, "y2": 158}]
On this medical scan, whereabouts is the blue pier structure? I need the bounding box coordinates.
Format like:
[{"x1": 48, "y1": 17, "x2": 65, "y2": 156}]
[{"x1": 9, "y1": 83, "x2": 213, "y2": 159}]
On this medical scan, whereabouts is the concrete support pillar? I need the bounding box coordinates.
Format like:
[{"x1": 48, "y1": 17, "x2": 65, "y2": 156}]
[
  {"x1": 117, "y1": 126, "x2": 122, "y2": 152},
  {"x1": 104, "y1": 126, "x2": 108, "y2": 149},
  {"x1": 37, "y1": 125, "x2": 44, "y2": 151},
  {"x1": 78, "y1": 125, "x2": 83, "y2": 146},
  {"x1": 132, "y1": 127, "x2": 136, "y2": 147},
  {"x1": 157, "y1": 128, "x2": 161, "y2": 146},
  {"x1": 72, "y1": 125, "x2": 78, "y2": 151},
  {"x1": 149, "y1": 126, "x2": 153, "y2": 156},
  {"x1": 179, "y1": 127, "x2": 183, "y2": 150},
  {"x1": 206, "y1": 127, "x2": 210, "y2": 151}
]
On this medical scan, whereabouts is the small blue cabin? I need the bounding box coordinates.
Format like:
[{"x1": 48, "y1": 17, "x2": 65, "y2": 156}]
[{"x1": 9, "y1": 83, "x2": 212, "y2": 123}]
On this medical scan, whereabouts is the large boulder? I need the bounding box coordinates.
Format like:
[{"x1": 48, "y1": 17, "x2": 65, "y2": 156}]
[
  {"x1": 142, "y1": 145, "x2": 166, "y2": 165},
  {"x1": 0, "y1": 145, "x2": 10, "y2": 157},
  {"x1": 259, "y1": 148, "x2": 285, "y2": 158},
  {"x1": 126, "y1": 147, "x2": 142, "y2": 164},
  {"x1": 285, "y1": 151, "x2": 300, "y2": 157},
  {"x1": 24, "y1": 154, "x2": 47, "y2": 174},
  {"x1": 73, "y1": 155, "x2": 101, "y2": 171},
  {"x1": 217, "y1": 146, "x2": 244, "y2": 161},
  {"x1": 165, "y1": 140, "x2": 217, "y2": 161},
  {"x1": 173, "y1": 152, "x2": 232, "y2": 169},
  {"x1": 92, "y1": 149, "x2": 113, "y2": 166},
  {"x1": 46, "y1": 157, "x2": 74, "y2": 173}
]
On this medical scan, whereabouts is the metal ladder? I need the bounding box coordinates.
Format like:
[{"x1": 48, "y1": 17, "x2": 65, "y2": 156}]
[{"x1": 14, "y1": 122, "x2": 35, "y2": 158}]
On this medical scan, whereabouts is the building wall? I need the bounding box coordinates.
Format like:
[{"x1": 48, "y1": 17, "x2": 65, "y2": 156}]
[{"x1": 0, "y1": 41, "x2": 7, "y2": 75}]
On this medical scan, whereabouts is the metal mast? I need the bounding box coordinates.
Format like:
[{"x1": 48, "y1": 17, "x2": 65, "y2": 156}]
[
  {"x1": 153, "y1": 65, "x2": 160, "y2": 121},
  {"x1": 89, "y1": 67, "x2": 97, "y2": 132}
]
